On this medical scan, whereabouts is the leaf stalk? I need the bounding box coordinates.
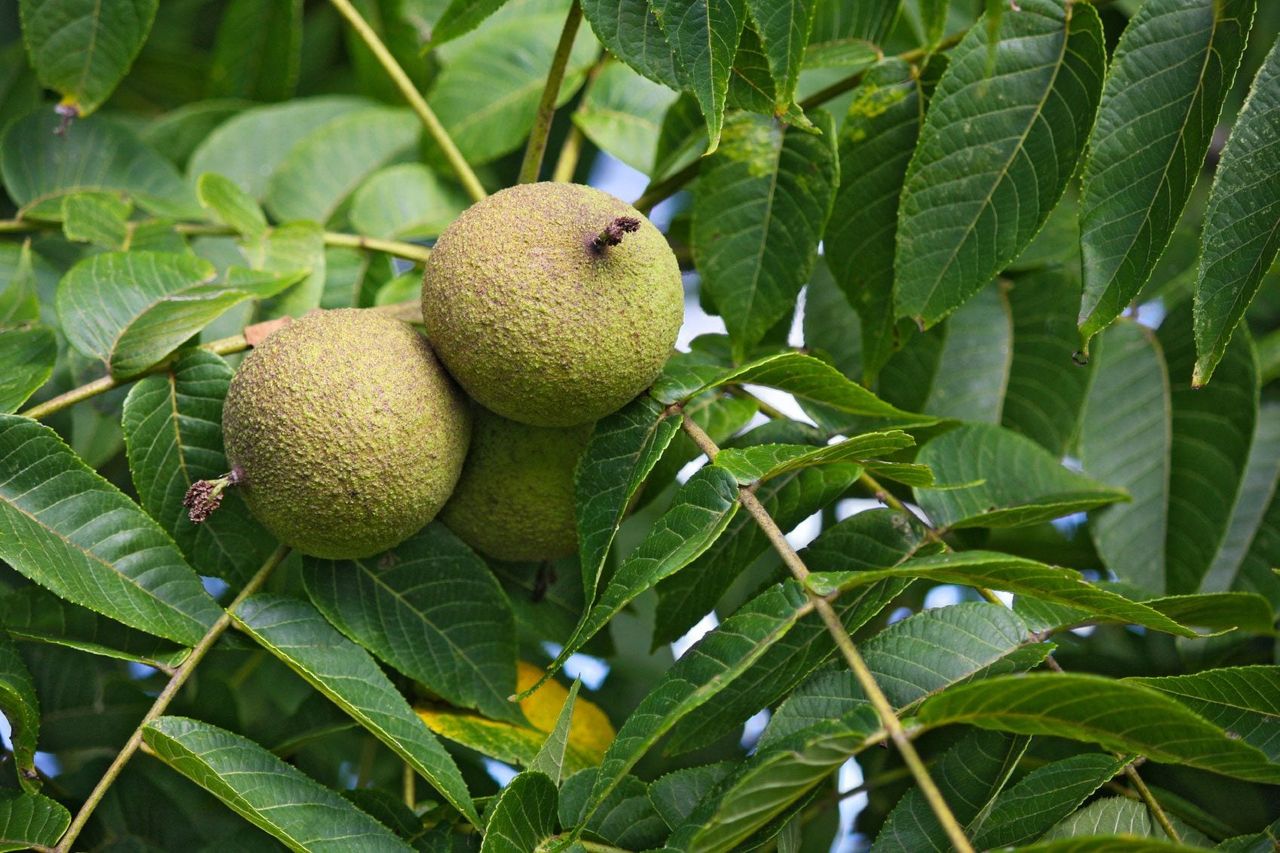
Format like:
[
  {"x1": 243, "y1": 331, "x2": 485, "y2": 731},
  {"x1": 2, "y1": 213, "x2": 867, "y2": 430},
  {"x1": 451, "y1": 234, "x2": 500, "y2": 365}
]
[{"x1": 327, "y1": 0, "x2": 487, "y2": 203}]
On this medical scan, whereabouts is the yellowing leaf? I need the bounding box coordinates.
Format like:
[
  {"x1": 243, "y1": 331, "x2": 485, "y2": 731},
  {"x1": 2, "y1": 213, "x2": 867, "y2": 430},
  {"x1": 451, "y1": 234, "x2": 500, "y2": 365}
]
[{"x1": 416, "y1": 662, "x2": 614, "y2": 774}]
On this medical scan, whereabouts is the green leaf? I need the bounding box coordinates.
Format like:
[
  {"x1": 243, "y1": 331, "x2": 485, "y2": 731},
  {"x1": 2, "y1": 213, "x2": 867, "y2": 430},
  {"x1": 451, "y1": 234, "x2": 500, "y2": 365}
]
[
  {"x1": 805, "y1": 0, "x2": 897, "y2": 67},
  {"x1": 649, "y1": 763, "x2": 735, "y2": 830},
  {"x1": 653, "y1": 461, "x2": 864, "y2": 648},
  {"x1": 1044, "y1": 798, "x2": 1163, "y2": 841},
  {"x1": 894, "y1": 0, "x2": 1104, "y2": 327},
  {"x1": 187, "y1": 97, "x2": 367, "y2": 201},
  {"x1": 1078, "y1": 0, "x2": 1256, "y2": 344},
  {"x1": 529, "y1": 680, "x2": 578, "y2": 786},
  {"x1": 1, "y1": 111, "x2": 199, "y2": 220},
  {"x1": 56, "y1": 252, "x2": 302, "y2": 377},
  {"x1": 559, "y1": 768, "x2": 669, "y2": 849},
  {"x1": 652, "y1": 350, "x2": 933, "y2": 423},
  {"x1": 197, "y1": 172, "x2": 268, "y2": 237},
  {"x1": 921, "y1": 281, "x2": 1013, "y2": 423},
  {"x1": 143, "y1": 716, "x2": 415, "y2": 852},
  {"x1": 0, "y1": 790, "x2": 70, "y2": 852},
  {"x1": 302, "y1": 523, "x2": 520, "y2": 724},
  {"x1": 208, "y1": 0, "x2": 302, "y2": 101},
  {"x1": 264, "y1": 106, "x2": 419, "y2": 224},
  {"x1": 429, "y1": 10, "x2": 598, "y2": 165},
  {"x1": 241, "y1": 221, "x2": 327, "y2": 319},
  {"x1": 920, "y1": 0, "x2": 949, "y2": 46},
  {"x1": 584, "y1": 580, "x2": 836, "y2": 822},
  {"x1": 0, "y1": 632, "x2": 39, "y2": 791},
  {"x1": 913, "y1": 423, "x2": 1127, "y2": 529},
  {"x1": 574, "y1": 61, "x2": 680, "y2": 174},
  {"x1": 1201, "y1": 403, "x2": 1280, "y2": 607},
  {"x1": 0, "y1": 585, "x2": 188, "y2": 669},
  {"x1": 874, "y1": 731, "x2": 1029, "y2": 852},
  {"x1": 804, "y1": 549, "x2": 1199, "y2": 638},
  {"x1": 914, "y1": 673, "x2": 1280, "y2": 784},
  {"x1": 1017, "y1": 840, "x2": 1203, "y2": 853},
  {"x1": 18, "y1": 0, "x2": 158, "y2": 116},
  {"x1": 529, "y1": 465, "x2": 740, "y2": 694},
  {"x1": 0, "y1": 243, "x2": 41, "y2": 328},
  {"x1": 745, "y1": 0, "x2": 815, "y2": 111},
  {"x1": 1127, "y1": 667, "x2": 1280, "y2": 762},
  {"x1": 688, "y1": 703, "x2": 882, "y2": 852},
  {"x1": 860, "y1": 601, "x2": 1047, "y2": 709},
  {"x1": 0, "y1": 415, "x2": 222, "y2": 646},
  {"x1": 1002, "y1": 269, "x2": 1092, "y2": 455},
  {"x1": 122, "y1": 349, "x2": 276, "y2": 585},
  {"x1": 713, "y1": 430, "x2": 912, "y2": 484},
  {"x1": 1194, "y1": 37, "x2": 1280, "y2": 385},
  {"x1": 653, "y1": 0, "x2": 748, "y2": 151},
  {"x1": 1079, "y1": 308, "x2": 1258, "y2": 594},
  {"x1": 824, "y1": 59, "x2": 930, "y2": 384},
  {"x1": 663, "y1": 574, "x2": 910, "y2": 757},
  {"x1": 61, "y1": 191, "x2": 131, "y2": 249},
  {"x1": 580, "y1": 0, "x2": 682, "y2": 89},
  {"x1": 349, "y1": 163, "x2": 467, "y2": 240},
  {"x1": 1017, "y1": 588, "x2": 1274, "y2": 637},
  {"x1": 692, "y1": 110, "x2": 838, "y2": 355},
  {"x1": 479, "y1": 771, "x2": 557, "y2": 852},
  {"x1": 0, "y1": 326, "x2": 55, "y2": 414},
  {"x1": 576, "y1": 395, "x2": 682, "y2": 606},
  {"x1": 432, "y1": 0, "x2": 511, "y2": 45},
  {"x1": 972, "y1": 753, "x2": 1131, "y2": 849},
  {"x1": 233, "y1": 594, "x2": 479, "y2": 825}
]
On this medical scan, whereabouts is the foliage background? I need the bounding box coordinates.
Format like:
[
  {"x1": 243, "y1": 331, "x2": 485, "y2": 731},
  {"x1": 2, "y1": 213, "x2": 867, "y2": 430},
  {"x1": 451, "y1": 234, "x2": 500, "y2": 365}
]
[{"x1": 1, "y1": 0, "x2": 1280, "y2": 850}]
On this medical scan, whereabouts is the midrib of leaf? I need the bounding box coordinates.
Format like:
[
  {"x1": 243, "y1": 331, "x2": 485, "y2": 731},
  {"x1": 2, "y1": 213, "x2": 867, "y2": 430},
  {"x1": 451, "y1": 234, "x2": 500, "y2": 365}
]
[
  {"x1": 739, "y1": 134, "x2": 784, "y2": 333},
  {"x1": 165, "y1": 371, "x2": 192, "y2": 485},
  {"x1": 75, "y1": 0, "x2": 106, "y2": 106},
  {"x1": 914, "y1": 19, "x2": 1071, "y2": 318}
]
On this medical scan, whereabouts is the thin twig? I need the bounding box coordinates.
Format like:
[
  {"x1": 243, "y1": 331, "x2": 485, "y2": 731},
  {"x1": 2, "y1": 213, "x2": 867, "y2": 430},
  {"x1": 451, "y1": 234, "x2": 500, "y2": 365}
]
[
  {"x1": 1124, "y1": 765, "x2": 1182, "y2": 843},
  {"x1": 681, "y1": 417, "x2": 975, "y2": 853},
  {"x1": 518, "y1": 1, "x2": 584, "y2": 184},
  {"x1": 1, "y1": 219, "x2": 434, "y2": 265},
  {"x1": 54, "y1": 546, "x2": 290, "y2": 853},
  {"x1": 403, "y1": 762, "x2": 417, "y2": 809},
  {"x1": 328, "y1": 0, "x2": 486, "y2": 203},
  {"x1": 320, "y1": 232, "x2": 432, "y2": 263},
  {"x1": 19, "y1": 334, "x2": 250, "y2": 420}
]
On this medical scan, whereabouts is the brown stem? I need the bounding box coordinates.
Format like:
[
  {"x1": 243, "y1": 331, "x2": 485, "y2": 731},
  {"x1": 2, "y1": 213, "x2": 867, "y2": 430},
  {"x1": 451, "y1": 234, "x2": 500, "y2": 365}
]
[
  {"x1": 53, "y1": 545, "x2": 290, "y2": 853},
  {"x1": 590, "y1": 216, "x2": 641, "y2": 252}
]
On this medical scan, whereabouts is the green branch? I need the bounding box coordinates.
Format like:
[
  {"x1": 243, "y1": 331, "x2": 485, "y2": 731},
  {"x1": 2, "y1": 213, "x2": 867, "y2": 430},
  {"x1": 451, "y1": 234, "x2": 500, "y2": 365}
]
[
  {"x1": 519, "y1": 1, "x2": 585, "y2": 184},
  {"x1": 0, "y1": 219, "x2": 433, "y2": 264},
  {"x1": 328, "y1": 0, "x2": 487, "y2": 203},
  {"x1": 679, "y1": 416, "x2": 976, "y2": 853},
  {"x1": 53, "y1": 545, "x2": 291, "y2": 853}
]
